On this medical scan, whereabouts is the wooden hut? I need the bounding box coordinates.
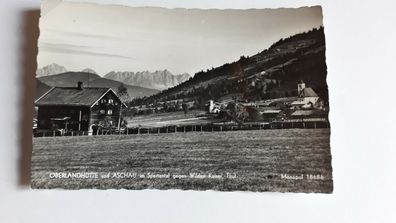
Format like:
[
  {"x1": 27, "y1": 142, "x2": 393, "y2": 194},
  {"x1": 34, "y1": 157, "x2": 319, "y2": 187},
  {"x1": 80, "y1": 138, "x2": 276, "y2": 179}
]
[{"x1": 35, "y1": 82, "x2": 126, "y2": 135}]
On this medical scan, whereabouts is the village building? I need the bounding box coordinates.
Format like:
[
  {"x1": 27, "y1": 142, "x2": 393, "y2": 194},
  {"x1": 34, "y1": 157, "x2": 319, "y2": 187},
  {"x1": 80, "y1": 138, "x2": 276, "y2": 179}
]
[
  {"x1": 207, "y1": 100, "x2": 221, "y2": 114},
  {"x1": 35, "y1": 82, "x2": 126, "y2": 135},
  {"x1": 290, "y1": 81, "x2": 320, "y2": 109},
  {"x1": 261, "y1": 109, "x2": 285, "y2": 122},
  {"x1": 290, "y1": 110, "x2": 328, "y2": 121},
  {"x1": 244, "y1": 106, "x2": 285, "y2": 122}
]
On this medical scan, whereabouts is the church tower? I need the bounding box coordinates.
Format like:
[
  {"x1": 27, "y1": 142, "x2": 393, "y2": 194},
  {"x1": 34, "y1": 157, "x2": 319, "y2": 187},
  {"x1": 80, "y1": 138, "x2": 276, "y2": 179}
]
[{"x1": 297, "y1": 80, "x2": 306, "y2": 96}]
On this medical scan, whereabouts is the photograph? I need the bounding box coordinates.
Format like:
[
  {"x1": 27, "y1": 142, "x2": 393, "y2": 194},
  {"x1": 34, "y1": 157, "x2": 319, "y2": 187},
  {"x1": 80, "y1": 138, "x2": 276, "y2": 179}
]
[{"x1": 31, "y1": 1, "x2": 332, "y2": 193}]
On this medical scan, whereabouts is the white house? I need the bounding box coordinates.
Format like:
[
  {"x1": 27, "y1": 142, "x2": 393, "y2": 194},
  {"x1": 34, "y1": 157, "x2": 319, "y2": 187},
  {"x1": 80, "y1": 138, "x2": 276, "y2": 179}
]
[{"x1": 208, "y1": 100, "x2": 221, "y2": 114}]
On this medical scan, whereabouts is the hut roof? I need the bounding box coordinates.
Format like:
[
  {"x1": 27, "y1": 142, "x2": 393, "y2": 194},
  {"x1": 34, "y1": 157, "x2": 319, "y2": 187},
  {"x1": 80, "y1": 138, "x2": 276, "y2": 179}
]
[{"x1": 35, "y1": 87, "x2": 113, "y2": 107}]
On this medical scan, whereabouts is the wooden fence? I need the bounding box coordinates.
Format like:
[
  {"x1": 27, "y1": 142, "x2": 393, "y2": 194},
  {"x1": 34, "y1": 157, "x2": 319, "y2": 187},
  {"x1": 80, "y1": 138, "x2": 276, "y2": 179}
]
[{"x1": 33, "y1": 120, "x2": 330, "y2": 138}]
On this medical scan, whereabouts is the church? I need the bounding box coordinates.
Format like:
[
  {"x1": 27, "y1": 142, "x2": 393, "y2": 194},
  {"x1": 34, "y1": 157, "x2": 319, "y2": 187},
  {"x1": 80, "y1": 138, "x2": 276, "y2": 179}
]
[{"x1": 290, "y1": 81, "x2": 320, "y2": 109}]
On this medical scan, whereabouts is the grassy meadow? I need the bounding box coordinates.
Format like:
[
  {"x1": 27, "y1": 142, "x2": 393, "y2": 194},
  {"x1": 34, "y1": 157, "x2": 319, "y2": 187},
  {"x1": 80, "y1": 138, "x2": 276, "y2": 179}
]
[{"x1": 31, "y1": 129, "x2": 333, "y2": 193}]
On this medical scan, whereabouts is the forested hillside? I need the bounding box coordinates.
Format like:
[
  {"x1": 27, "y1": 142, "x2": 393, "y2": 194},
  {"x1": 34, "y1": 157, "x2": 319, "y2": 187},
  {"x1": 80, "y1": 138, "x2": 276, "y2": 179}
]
[{"x1": 130, "y1": 27, "x2": 327, "y2": 106}]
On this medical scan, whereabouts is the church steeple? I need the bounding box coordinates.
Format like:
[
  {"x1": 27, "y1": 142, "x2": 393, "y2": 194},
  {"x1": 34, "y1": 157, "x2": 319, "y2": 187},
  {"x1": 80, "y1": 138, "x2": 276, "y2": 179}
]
[{"x1": 297, "y1": 80, "x2": 305, "y2": 96}]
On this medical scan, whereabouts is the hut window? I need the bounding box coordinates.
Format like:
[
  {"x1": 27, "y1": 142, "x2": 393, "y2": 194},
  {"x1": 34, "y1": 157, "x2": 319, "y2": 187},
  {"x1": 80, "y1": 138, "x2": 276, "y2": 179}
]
[
  {"x1": 100, "y1": 110, "x2": 105, "y2": 114},
  {"x1": 107, "y1": 109, "x2": 113, "y2": 115},
  {"x1": 108, "y1": 99, "x2": 113, "y2": 104},
  {"x1": 101, "y1": 99, "x2": 106, "y2": 104}
]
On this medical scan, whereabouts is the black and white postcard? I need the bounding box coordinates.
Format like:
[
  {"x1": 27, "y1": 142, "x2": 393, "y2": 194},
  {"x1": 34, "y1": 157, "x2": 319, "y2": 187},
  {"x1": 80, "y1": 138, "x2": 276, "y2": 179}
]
[{"x1": 31, "y1": 1, "x2": 332, "y2": 193}]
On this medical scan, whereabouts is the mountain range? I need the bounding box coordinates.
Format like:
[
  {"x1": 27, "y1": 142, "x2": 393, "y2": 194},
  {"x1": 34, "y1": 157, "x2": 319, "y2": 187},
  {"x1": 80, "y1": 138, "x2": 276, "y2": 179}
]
[
  {"x1": 36, "y1": 64, "x2": 191, "y2": 90},
  {"x1": 104, "y1": 70, "x2": 191, "y2": 90},
  {"x1": 36, "y1": 64, "x2": 68, "y2": 77},
  {"x1": 36, "y1": 27, "x2": 327, "y2": 106}
]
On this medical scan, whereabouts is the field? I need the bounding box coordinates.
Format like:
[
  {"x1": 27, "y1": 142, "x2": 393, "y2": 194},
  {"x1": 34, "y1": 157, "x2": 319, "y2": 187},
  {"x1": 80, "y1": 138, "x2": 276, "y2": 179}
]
[
  {"x1": 31, "y1": 129, "x2": 333, "y2": 193},
  {"x1": 125, "y1": 111, "x2": 212, "y2": 128}
]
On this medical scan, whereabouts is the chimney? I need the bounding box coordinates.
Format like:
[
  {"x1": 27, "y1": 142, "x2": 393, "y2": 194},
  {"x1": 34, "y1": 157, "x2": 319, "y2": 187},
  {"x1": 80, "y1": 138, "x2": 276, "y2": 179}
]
[{"x1": 77, "y1": 81, "x2": 83, "y2": 90}]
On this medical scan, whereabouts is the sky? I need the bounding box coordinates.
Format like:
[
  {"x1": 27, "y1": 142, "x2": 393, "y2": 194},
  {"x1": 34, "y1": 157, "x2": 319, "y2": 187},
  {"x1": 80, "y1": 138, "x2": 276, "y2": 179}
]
[{"x1": 37, "y1": 1, "x2": 323, "y2": 76}]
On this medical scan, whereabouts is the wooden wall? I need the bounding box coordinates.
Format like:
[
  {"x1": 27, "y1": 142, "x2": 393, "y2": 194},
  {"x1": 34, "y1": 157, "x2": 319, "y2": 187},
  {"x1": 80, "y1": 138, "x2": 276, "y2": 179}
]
[{"x1": 37, "y1": 106, "x2": 90, "y2": 131}]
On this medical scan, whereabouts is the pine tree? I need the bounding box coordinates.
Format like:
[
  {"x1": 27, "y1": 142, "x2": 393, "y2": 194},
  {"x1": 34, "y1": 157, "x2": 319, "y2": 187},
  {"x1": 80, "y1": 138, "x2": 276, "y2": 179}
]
[{"x1": 117, "y1": 84, "x2": 130, "y2": 102}]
